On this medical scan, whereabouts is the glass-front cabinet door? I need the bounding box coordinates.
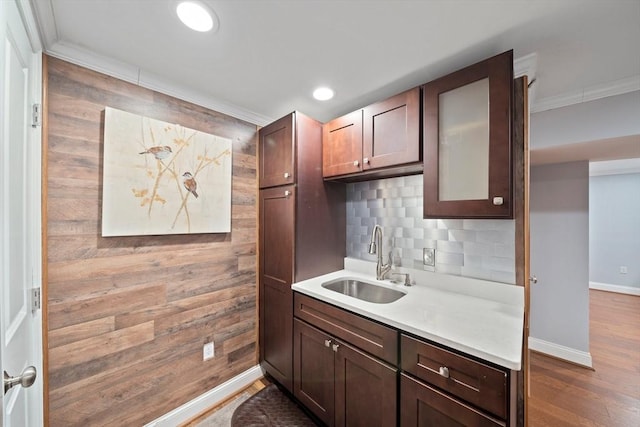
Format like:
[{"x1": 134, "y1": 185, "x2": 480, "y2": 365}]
[{"x1": 423, "y1": 50, "x2": 513, "y2": 218}]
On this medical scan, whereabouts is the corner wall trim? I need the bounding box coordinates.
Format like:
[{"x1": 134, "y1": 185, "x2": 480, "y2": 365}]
[
  {"x1": 589, "y1": 281, "x2": 640, "y2": 296},
  {"x1": 144, "y1": 365, "x2": 264, "y2": 427},
  {"x1": 528, "y1": 337, "x2": 593, "y2": 368}
]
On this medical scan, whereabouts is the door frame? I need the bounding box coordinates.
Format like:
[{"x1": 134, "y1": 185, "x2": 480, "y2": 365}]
[
  {"x1": 1, "y1": 0, "x2": 44, "y2": 425},
  {"x1": 513, "y1": 76, "x2": 530, "y2": 426}
]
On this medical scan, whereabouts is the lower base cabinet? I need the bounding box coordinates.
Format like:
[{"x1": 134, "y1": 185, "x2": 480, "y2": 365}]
[
  {"x1": 293, "y1": 318, "x2": 397, "y2": 427},
  {"x1": 291, "y1": 293, "x2": 518, "y2": 427},
  {"x1": 401, "y1": 374, "x2": 505, "y2": 427},
  {"x1": 260, "y1": 280, "x2": 293, "y2": 390},
  {"x1": 293, "y1": 319, "x2": 335, "y2": 425}
]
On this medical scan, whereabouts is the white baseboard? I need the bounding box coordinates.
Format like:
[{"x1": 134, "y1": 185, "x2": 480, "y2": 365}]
[
  {"x1": 589, "y1": 281, "x2": 640, "y2": 296},
  {"x1": 144, "y1": 365, "x2": 264, "y2": 427},
  {"x1": 528, "y1": 337, "x2": 593, "y2": 368}
]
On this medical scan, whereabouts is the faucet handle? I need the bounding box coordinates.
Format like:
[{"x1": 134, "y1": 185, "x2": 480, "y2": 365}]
[{"x1": 390, "y1": 272, "x2": 412, "y2": 287}]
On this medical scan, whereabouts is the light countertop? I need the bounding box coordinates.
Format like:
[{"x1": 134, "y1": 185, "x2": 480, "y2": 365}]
[{"x1": 292, "y1": 258, "x2": 524, "y2": 370}]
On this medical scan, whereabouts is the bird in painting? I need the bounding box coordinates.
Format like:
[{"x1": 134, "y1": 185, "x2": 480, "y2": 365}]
[
  {"x1": 139, "y1": 145, "x2": 172, "y2": 160},
  {"x1": 182, "y1": 172, "x2": 199, "y2": 198}
]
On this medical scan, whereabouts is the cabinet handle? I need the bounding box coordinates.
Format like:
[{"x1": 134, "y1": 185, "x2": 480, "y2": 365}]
[
  {"x1": 332, "y1": 343, "x2": 340, "y2": 352},
  {"x1": 324, "y1": 339, "x2": 332, "y2": 348},
  {"x1": 284, "y1": 172, "x2": 290, "y2": 179},
  {"x1": 363, "y1": 157, "x2": 369, "y2": 165},
  {"x1": 438, "y1": 366, "x2": 450, "y2": 379},
  {"x1": 492, "y1": 196, "x2": 504, "y2": 206},
  {"x1": 353, "y1": 160, "x2": 359, "y2": 167},
  {"x1": 284, "y1": 190, "x2": 291, "y2": 197}
]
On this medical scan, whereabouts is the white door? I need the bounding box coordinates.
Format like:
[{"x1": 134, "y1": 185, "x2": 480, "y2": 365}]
[{"x1": 0, "y1": 0, "x2": 43, "y2": 426}]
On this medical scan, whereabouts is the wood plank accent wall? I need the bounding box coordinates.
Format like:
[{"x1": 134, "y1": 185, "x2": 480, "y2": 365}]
[{"x1": 44, "y1": 56, "x2": 258, "y2": 426}]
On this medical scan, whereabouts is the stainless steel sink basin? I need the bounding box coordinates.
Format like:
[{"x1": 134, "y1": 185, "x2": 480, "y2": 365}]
[{"x1": 321, "y1": 278, "x2": 406, "y2": 304}]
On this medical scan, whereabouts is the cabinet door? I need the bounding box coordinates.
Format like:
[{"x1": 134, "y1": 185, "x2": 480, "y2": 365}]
[
  {"x1": 423, "y1": 50, "x2": 513, "y2": 218},
  {"x1": 259, "y1": 186, "x2": 295, "y2": 391},
  {"x1": 335, "y1": 341, "x2": 398, "y2": 427},
  {"x1": 363, "y1": 87, "x2": 421, "y2": 171},
  {"x1": 293, "y1": 319, "x2": 336, "y2": 426},
  {"x1": 259, "y1": 113, "x2": 295, "y2": 188},
  {"x1": 322, "y1": 110, "x2": 363, "y2": 177},
  {"x1": 400, "y1": 374, "x2": 504, "y2": 427}
]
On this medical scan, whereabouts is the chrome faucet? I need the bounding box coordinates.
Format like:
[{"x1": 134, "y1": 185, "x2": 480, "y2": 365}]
[{"x1": 368, "y1": 224, "x2": 391, "y2": 280}]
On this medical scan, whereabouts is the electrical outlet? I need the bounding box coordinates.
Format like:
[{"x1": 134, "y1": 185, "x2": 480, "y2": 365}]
[
  {"x1": 203, "y1": 342, "x2": 215, "y2": 361},
  {"x1": 423, "y1": 248, "x2": 435, "y2": 267},
  {"x1": 620, "y1": 266, "x2": 628, "y2": 274}
]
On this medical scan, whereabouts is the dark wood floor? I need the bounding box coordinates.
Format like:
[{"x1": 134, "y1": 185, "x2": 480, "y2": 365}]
[{"x1": 528, "y1": 290, "x2": 640, "y2": 426}]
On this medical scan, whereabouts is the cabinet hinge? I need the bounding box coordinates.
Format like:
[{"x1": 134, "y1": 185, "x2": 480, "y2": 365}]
[
  {"x1": 31, "y1": 287, "x2": 41, "y2": 312},
  {"x1": 32, "y1": 103, "x2": 42, "y2": 128}
]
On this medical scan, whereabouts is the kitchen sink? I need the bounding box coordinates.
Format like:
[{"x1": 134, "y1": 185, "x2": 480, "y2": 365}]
[{"x1": 321, "y1": 278, "x2": 406, "y2": 304}]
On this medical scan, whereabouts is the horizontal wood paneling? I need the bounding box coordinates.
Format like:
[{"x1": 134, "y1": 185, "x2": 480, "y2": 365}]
[{"x1": 45, "y1": 56, "x2": 258, "y2": 426}]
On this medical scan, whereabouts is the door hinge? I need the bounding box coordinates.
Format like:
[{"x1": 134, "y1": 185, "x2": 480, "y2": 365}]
[
  {"x1": 31, "y1": 287, "x2": 41, "y2": 312},
  {"x1": 32, "y1": 103, "x2": 42, "y2": 128}
]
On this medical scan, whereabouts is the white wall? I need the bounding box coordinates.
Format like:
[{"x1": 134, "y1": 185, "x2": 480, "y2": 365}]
[
  {"x1": 589, "y1": 173, "x2": 640, "y2": 289},
  {"x1": 529, "y1": 162, "x2": 591, "y2": 366}
]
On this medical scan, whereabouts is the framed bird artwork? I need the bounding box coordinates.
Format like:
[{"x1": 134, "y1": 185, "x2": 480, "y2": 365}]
[{"x1": 101, "y1": 107, "x2": 232, "y2": 236}]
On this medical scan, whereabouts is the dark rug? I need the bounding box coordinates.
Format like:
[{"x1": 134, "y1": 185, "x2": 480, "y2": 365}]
[{"x1": 231, "y1": 384, "x2": 317, "y2": 426}]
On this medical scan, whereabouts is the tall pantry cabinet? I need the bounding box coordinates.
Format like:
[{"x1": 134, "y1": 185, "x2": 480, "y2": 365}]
[{"x1": 258, "y1": 112, "x2": 345, "y2": 392}]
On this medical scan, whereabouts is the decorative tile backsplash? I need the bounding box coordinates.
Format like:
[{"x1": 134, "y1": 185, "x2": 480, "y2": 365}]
[{"x1": 346, "y1": 175, "x2": 516, "y2": 284}]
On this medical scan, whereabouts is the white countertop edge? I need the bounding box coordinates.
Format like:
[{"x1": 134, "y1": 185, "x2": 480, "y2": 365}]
[{"x1": 292, "y1": 261, "x2": 524, "y2": 371}]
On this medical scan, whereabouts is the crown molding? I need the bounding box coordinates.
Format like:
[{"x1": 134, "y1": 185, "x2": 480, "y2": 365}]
[{"x1": 531, "y1": 75, "x2": 640, "y2": 114}]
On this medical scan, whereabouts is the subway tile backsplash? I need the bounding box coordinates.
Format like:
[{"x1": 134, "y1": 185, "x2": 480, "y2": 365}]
[{"x1": 346, "y1": 175, "x2": 516, "y2": 284}]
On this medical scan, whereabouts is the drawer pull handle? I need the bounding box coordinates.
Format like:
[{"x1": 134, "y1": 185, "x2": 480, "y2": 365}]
[
  {"x1": 353, "y1": 160, "x2": 359, "y2": 167},
  {"x1": 332, "y1": 343, "x2": 340, "y2": 352},
  {"x1": 284, "y1": 172, "x2": 290, "y2": 179},
  {"x1": 438, "y1": 366, "x2": 450, "y2": 378},
  {"x1": 324, "y1": 339, "x2": 332, "y2": 348},
  {"x1": 284, "y1": 190, "x2": 291, "y2": 197}
]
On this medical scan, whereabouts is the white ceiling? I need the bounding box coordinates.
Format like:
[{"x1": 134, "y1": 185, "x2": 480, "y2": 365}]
[{"x1": 30, "y1": 0, "x2": 640, "y2": 125}]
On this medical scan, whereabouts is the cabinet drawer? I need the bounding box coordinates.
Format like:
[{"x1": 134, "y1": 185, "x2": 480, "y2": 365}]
[
  {"x1": 401, "y1": 334, "x2": 507, "y2": 419},
  {"x1": 400, "y1": 374, "x2": 504, "y2": 427},
  {"x1": 294, "y1": 293, "x2": 398, "y2": 365}
]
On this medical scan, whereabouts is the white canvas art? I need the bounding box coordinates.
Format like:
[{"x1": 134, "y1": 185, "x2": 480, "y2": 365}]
[{"x1": 102, "y1": 107, "x2": 232, "y2": 236}]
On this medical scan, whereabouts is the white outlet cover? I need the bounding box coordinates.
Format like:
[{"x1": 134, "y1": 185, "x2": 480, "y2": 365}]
[
  {"x1": 203, "y1": 342, "x2": 215, "y2": 360},
  {"x1": 620, "y1": 266, "x2": 628, "y2": 274}
]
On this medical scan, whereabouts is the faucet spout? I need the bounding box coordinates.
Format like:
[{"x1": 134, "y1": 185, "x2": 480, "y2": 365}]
[{"x1": 369, "y1": 225, "x2": 391, "y2": 280}]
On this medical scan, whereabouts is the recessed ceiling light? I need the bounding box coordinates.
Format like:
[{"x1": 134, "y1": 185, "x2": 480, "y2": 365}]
[
  {"x1": 313, "y1": 87, "x2": 335, "y2": 101},
  {"x1": 176, "y1": 1, "x2": 218, "y2": 32}
]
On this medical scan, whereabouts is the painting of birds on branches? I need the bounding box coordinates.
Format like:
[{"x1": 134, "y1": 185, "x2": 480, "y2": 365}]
[{"x1": 101, "y1": 107, "x2": 232, "y2": 236}]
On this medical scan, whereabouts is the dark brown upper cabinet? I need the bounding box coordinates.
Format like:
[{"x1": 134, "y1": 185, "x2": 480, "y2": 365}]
[
  {"x1": 363, "y1": 87, "x2": 421, "y2": 171},
  {"x1": 423, "y1": 50, "x2": 513, "y2": 218},
  {"x1": 323, "y1": 87, "x2": 422, "y2": 179},
  {"x1": 259, "y1": 113, "x2": 295, "y2": 188},
  {"x1": 322, "y1": 110, "x2": 363, "y2": 178}
]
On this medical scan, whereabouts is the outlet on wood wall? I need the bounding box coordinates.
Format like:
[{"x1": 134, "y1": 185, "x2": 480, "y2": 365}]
[{"x1": 44, "y1": 56, "x2": 258, "y2": 426}]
